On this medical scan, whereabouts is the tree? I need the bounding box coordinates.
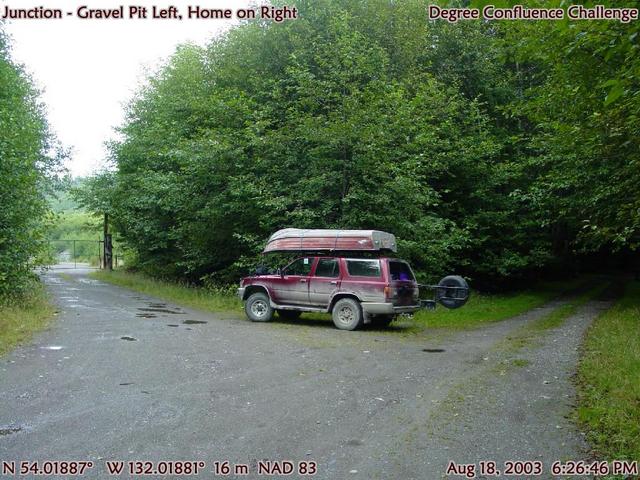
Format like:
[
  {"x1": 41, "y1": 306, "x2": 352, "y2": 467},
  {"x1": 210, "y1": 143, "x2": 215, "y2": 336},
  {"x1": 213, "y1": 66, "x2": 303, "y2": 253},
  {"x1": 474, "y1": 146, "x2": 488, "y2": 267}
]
[
  {"x1": 77, "y1": 0, "x2": 639, "y2": 287},
  {"x1": 0, "y1": 27, "x2": 62, "y2": 300},
  {"x1": 502, "y1": 8, "x2": 640, "y2": 260}
]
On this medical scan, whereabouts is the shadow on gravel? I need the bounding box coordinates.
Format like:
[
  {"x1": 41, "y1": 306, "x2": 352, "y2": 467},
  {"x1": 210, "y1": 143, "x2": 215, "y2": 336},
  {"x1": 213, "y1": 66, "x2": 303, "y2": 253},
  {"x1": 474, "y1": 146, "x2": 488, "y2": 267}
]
[
  {"x1": 270, "y1": 314, "x2": 417, "y2": 333},
  {"x1": 270, "y1": 316, "x2": 336, "y2": 329},
  {"x1": 138, "y1": 307, "x2": 185, "y2": 315}
]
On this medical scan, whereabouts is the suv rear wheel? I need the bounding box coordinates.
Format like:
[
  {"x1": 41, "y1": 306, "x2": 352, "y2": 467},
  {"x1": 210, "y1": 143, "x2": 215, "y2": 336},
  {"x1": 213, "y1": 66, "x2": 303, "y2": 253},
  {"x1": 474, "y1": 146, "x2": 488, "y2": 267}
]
[
  {"x1": 332, "y1": 298, "x2": 363, "y2": 331},
  {"x1": 245, "y1": 292, "x2": 274, "y2": 322}
]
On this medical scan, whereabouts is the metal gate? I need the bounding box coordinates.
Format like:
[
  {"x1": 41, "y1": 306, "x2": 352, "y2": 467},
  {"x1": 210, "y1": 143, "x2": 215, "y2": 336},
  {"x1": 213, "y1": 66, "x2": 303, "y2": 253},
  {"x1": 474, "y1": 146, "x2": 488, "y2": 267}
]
[{"x1": 45, "y1": 240, "x2": 122, "y2": 269}]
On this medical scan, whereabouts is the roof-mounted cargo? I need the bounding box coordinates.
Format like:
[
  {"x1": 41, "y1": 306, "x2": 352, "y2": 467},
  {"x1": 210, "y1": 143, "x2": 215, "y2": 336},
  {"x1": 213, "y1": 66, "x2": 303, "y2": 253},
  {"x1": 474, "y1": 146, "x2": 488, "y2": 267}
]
[{"x1": 263, "y1": 228, "x2": 397, "y2": 254}]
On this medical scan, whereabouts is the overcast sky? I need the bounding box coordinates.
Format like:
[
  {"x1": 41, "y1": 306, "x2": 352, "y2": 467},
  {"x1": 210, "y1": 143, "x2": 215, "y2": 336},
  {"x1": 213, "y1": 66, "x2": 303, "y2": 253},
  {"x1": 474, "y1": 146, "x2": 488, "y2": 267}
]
[{"x1": 5, "y1": 0, "x2": 250, "y2": 177}]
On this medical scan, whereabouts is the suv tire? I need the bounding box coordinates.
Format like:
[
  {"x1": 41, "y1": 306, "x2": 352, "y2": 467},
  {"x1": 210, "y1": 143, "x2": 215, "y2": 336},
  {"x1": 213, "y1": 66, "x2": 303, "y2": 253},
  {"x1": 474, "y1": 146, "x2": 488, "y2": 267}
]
[
  {"x1": 332, "y1": 298, "x2": 363, "y2": 331},
  {"x1": 245, "y1": 292, "x2": 274, "y2": 322},
  {"x1": 278, "y1": 309, "x2": 301, "y2": 320}
]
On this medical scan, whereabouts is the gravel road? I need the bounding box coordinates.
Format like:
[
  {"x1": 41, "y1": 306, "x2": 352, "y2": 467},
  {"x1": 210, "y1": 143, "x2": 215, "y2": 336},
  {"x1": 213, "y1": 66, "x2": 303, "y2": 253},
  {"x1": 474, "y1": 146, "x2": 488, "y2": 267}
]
[{"x1": 0, "y1": 268, "x2": 612, "y2": 479}]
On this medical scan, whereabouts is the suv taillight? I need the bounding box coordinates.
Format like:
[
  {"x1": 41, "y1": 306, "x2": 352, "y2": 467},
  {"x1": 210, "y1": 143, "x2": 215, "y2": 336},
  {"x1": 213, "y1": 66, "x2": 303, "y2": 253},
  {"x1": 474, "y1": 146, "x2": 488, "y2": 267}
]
[{"x1": 384, "y1": 285, "x2": 397, "y2": 301}]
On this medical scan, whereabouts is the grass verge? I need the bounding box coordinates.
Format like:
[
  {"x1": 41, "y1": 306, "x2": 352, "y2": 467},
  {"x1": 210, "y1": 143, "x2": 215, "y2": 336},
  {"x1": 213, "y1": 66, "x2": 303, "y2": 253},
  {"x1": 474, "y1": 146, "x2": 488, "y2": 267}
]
[
  {"x1": 576, "y1": 281, "x2": 640, "y2": 462},
  {"x1": 93, "y1": 269, "x2": 594, "y2": 334},
  {"x1": 0, "y1": 282, "x2": 54, "y2": 356},
  {"x1": 90, "y1": 270, "x2": 242, "y2": 313},
  {"x1": 493, "y1": 282, "x2": 609, "y2": 365},
  {"x1": 411, "y1": 277, "x2": 591, "y2": 330},
  {"x1": 530, "y1": 282, "x2": 609, "y2": 332}
]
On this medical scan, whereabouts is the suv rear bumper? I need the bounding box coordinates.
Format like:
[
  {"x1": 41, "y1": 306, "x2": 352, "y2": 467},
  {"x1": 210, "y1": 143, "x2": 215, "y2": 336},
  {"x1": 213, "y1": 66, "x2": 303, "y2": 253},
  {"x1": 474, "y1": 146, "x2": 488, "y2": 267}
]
[{"x1": 361, "y1": 302, "x2": 421, "y2": 315}]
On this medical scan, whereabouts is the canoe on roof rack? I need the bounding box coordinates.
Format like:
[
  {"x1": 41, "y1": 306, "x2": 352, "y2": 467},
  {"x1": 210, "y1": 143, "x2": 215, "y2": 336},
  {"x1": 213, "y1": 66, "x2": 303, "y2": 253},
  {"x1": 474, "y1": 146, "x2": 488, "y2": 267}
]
[{"x1": 263, "y1": 228, "x2": 397, "y2": 254}]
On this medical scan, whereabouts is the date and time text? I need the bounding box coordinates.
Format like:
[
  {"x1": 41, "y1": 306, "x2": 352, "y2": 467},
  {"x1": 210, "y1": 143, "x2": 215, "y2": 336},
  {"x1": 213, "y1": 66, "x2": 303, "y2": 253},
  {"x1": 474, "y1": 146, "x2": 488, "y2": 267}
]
[{"x1": 1, "y1": 458, "x2": 637, "y2": 477}]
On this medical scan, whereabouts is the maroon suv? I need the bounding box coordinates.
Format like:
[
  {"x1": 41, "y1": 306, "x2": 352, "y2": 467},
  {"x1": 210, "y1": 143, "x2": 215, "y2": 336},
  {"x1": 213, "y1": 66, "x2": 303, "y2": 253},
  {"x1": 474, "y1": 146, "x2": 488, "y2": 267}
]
[
  {"x1": 238, "y1": 256, "x2": 424, "y2": 330},
  {"x1": 238, "y1": 229, "x2": 469, "y2": 331}
]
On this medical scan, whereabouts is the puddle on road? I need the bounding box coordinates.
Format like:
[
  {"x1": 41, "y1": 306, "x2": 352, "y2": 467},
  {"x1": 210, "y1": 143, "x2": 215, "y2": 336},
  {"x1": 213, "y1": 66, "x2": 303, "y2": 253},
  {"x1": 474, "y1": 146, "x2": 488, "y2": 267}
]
[
  {"x1": 138, "y1": 307, "x2": 185, "y2": 315},
  {"x1": 0, "y1": 426, "x2": 22, "y2": 436},
  {"x1": 422, "y1": 348, "x2": 446, "y2": 353},
  {"x1": 183, "y1": 320, "x2": 207, "y2": 325},
  {"x1": 76, "y1": 278, "x2": 103, "y2": 285},
  {"x1": 41, "y1": 346, "x2": 64, "y2": 351},
  {"x1": 136, "y1": 313, "x2": 157, "y2": 318},
  {"x1": 121, "y1": 336, "x2": 138, "y2": 342}
]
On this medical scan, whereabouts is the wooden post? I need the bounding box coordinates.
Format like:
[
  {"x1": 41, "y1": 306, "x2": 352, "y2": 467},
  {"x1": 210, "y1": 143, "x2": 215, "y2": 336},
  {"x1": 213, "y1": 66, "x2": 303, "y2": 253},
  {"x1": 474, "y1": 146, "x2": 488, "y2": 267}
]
[{"x1": 103, "y1": 213, "x2": 113, "y2": 271}]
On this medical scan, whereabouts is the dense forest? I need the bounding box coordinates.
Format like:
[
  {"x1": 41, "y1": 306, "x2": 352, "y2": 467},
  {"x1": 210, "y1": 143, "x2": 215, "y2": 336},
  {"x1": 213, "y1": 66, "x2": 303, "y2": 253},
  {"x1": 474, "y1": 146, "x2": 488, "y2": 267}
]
[
  {"x1": 3, "y1": 0, "x2": 638, "y2": 294},
  {"x1": 0, "y1": 27, "x2": 61, "y2": 301},
  {"x1": 75, "y1": 0, "x2": 640, "y2": 287}
]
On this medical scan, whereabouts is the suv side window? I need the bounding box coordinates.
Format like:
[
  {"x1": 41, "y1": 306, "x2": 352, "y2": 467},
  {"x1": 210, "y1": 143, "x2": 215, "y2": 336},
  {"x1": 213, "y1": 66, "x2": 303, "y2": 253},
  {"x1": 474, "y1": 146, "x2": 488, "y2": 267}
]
[
  {"x1": 346, "y1": 259, "x2": 381, "y2": 277},
  {"x1": 284, "y1": 257, "x2": 314, "y2": 276},
  {"x1": 314, "y1": 258, "x2": 339, "y2": 278}
]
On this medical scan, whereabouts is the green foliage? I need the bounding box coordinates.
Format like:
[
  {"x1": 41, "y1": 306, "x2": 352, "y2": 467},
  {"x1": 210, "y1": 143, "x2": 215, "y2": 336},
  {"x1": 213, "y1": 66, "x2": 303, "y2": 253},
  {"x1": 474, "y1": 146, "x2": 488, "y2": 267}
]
[
  {"x1": 90, "y1": 270, "x2": 241, "y2": 313},
  {"x1": 47, "y1": 178, "x2": 125, "y2": 265},
  {"x1": 413, "y1": 275, "x2": 591, "y2": 329},
  {"x1": 0, "y1": 28, "x2": 61, "y2": 301},
  {"x1": 46, "y1": 211, "x2": 103, "y2": 264},
  {"x1": 76, "y1": 1, "x2": 639, "y2": 287},
  {"x1": 502, "y1": 7, "x2": 640, "y2": 253},
  {"x1": 577, "y1": 281, "x2": 640, "y2": 461},
  {"x1": 48, "y1": 175, "x2": 81, "y2": 212},
  {"x1": 0, "y1": 278, "x2": 53, "y2": 355}
]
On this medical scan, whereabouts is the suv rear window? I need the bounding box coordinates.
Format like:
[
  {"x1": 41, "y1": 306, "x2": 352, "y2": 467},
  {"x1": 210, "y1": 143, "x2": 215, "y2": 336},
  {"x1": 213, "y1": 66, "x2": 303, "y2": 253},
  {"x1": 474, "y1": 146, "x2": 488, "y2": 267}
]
[
  {"x1": 389, "y1": 261, "x2": 415, "y2": 281},
  {"x1": 346, "y1": 259, "x2": 381, "y2": 277}
]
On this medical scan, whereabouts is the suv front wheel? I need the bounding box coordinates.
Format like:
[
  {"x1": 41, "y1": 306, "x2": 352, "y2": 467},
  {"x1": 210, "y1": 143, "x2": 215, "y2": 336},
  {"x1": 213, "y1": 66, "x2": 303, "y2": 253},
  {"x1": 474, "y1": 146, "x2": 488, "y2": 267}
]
[
  {"x1": 332, "y1": 298, "x2": 363, "y2": 331},
  {"x1": 245, "y1": 292, "x2": 274, "y2": 322}
]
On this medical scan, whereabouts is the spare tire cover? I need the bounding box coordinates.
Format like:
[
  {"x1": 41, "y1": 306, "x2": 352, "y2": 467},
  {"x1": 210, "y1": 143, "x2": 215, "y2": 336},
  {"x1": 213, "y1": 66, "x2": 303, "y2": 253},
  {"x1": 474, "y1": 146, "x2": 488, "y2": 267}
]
[{"x1": 436, "y1": 275, "x2": 470, "y2": 309}]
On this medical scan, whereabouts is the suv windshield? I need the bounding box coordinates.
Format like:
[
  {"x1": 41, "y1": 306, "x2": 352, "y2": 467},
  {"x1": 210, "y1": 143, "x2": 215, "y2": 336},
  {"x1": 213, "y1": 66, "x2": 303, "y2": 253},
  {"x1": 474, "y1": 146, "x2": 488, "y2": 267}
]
[{"x1": 389, "y1": 261, "x2": 415, "y2": 281}]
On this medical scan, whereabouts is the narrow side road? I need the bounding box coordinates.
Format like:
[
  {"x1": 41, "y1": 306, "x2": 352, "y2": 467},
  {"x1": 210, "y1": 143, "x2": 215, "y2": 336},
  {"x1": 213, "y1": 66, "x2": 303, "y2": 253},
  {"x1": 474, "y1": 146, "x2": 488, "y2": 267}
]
[{"x1": 0, "y1": 268, "x2": 611, "y2": 479}]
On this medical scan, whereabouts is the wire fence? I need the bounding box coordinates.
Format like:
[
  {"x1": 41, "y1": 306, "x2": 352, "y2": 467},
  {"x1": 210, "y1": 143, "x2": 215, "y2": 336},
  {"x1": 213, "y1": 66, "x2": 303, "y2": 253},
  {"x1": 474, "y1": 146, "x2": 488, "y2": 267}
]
[{"x1": 44, "y1": 240, "x2": 124, "y2": 269}]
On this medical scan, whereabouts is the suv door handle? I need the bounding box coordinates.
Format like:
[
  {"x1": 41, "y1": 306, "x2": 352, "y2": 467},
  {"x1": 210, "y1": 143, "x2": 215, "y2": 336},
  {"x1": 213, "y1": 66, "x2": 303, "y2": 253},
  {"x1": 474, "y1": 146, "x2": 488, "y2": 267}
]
[{"x1": 299, "y1": 279, "x2": 307, "y2": 283}]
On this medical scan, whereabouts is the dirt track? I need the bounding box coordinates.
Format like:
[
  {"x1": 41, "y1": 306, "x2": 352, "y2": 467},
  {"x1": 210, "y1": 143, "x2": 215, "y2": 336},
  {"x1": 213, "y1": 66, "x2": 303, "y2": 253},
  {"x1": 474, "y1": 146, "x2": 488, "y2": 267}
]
[{"x1": 0, "y1": 268, "x2": 611, "y2": 479}]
